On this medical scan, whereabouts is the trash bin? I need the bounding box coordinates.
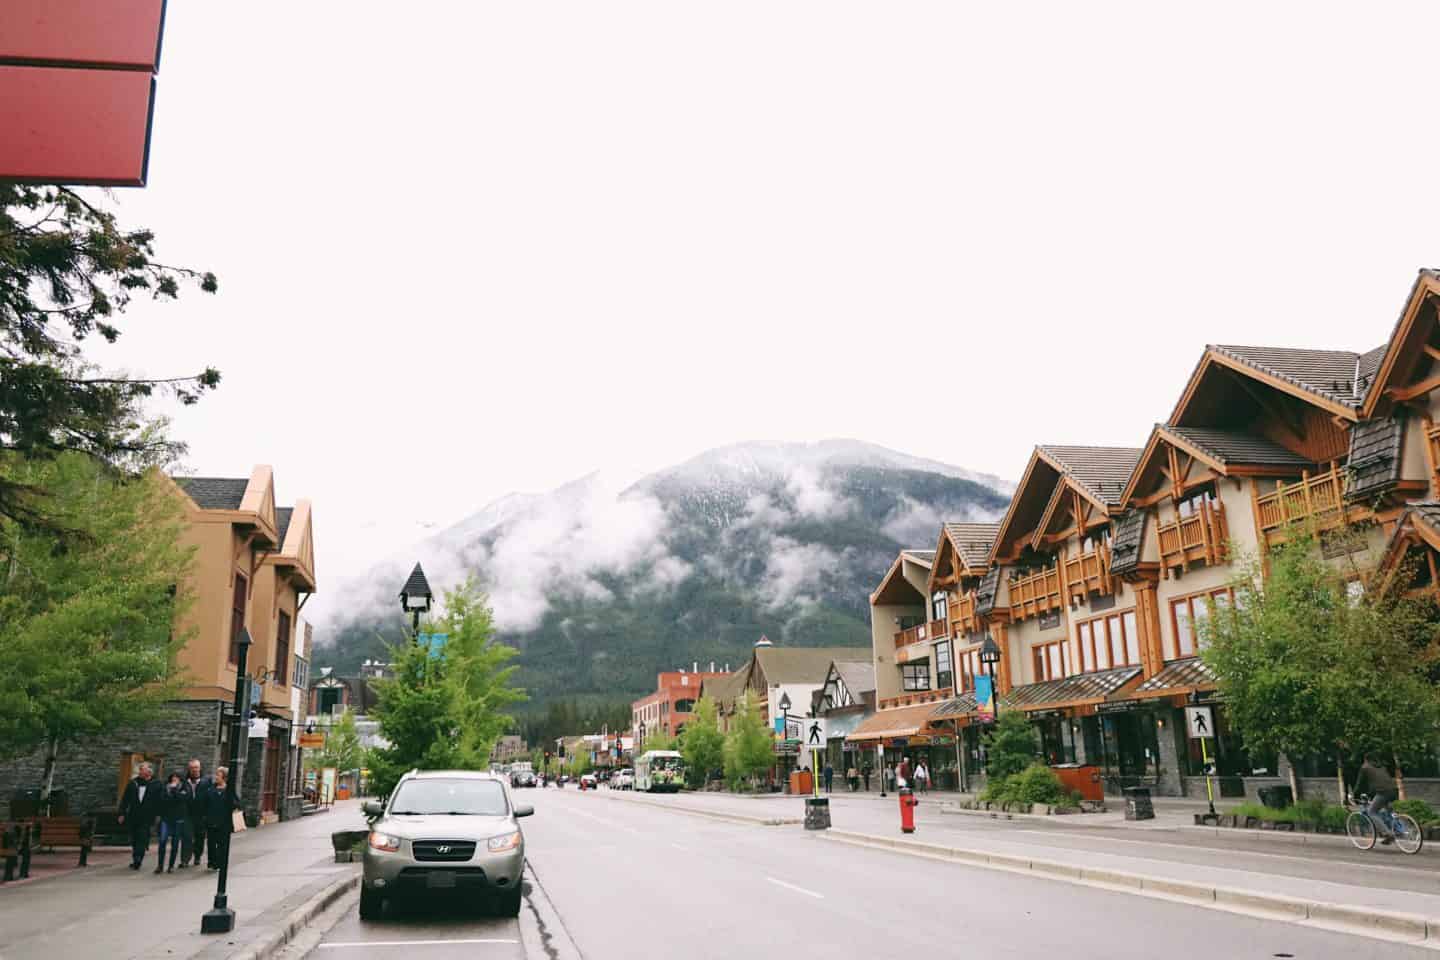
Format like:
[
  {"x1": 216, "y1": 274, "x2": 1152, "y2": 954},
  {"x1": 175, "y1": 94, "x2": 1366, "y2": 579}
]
[
  {"x1": 1257, "y1": 785, "x2": 1293, "y2": 809},
  {"x1": 1122, "y1": 785, "x2": 1154, "y2": 821}
]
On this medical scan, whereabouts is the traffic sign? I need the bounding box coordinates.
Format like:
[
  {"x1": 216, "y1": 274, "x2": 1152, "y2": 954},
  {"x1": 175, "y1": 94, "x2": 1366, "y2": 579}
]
[
  {"x1": 1185, "y1": 706, "x2": 1215, "y2": 739},
  {"x1": 804, "y1": 718, "x2": 827, "y2": 751}
]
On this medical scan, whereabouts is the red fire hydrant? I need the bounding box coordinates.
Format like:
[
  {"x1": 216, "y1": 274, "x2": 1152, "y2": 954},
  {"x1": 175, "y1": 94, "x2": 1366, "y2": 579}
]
[{"x1": 899, "y1": 787, "x2": 919, "y2": 834}]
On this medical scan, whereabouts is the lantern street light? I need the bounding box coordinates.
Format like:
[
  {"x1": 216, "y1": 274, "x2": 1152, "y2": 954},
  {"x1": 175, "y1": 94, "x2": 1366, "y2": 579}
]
[
  {"x1": 201, "y1": 627, "x2": 252, "y2": 934},
  {"x1": 979, "y1": 634, "x2": 1002, "y2": 722},
  {"x1": 398, "y1": 563, "x2": 433, "y2": 643},
  {"x1": 638, "y1": 721, "x2": 646, "y2": 750}
]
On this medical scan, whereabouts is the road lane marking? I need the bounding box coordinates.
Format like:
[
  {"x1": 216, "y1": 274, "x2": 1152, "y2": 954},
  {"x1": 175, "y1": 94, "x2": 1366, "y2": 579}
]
[
  {"x1": 671, "y1": 842, "x2": 691, "y2": 852},
  {"x1": 319, "y1": 939, "x2": 520, "y2": 948},
  {"x1": 767, "y1": 876, "x2": 823, "y2": 899}
]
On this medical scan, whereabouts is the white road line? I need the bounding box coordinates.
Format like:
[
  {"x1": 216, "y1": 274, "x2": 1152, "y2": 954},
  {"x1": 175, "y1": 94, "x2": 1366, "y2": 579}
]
[
  {"x1": 319, "y1": 939, "x2": 520, "y2": 948},
  {"x1": 767, "y1": 876, "x2": 824, "y2": 899},
  {"x1": 671, "y1": 842, "x2": 691, "y2": 852}
]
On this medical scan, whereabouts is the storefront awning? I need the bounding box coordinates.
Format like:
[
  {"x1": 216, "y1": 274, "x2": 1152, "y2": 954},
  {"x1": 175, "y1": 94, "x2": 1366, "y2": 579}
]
[
  {"x1": 845, "y1": 701, "x2": 943, "y2": 742},
  {"x1": 1005, "y1": 666, "x2": 1142, "y2": 712},
  {"x1": 930, "y1": 692, "x2": 978, "y2": 721},
  {"x1": 1133, "y1": 657, "x2": 1217, "y2": 699}
]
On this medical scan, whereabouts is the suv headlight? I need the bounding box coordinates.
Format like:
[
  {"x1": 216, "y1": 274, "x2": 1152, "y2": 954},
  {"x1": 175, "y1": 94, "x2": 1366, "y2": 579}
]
[
  {"x1": 487, "y1": 830, "x2": 522, "y2": 852},
  {"x1": 368, "y1": 831, "x2": 401, "y2": 853}
]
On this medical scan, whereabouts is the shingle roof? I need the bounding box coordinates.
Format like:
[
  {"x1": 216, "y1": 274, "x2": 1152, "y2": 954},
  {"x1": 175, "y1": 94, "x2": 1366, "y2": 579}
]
[
  {"x1": 974, "y1": 567, "x2": 1002, "y2": 617},
  {"x1": 1346, "y1": 412, "x2": 1406, "y2": 501},
  {"x1": 1211, "y1": 344, "x2": 1368, "y2": 410},
  {"x1": 833, "y1": 660, "x2": 876, "y2": 697},
  {"x1": 1134, "y1": 657, "x2": 1216, "y2": 696},
  {"x1": 901, "y1": 550, "x2": 935, "y2": 566},
  {"x1": 944, "y1": 522, "x2": 1001, "y2": 569},
  {"x1": 175, "y1": 477, "x2": 249, "y2": 510},
  {"x1": 700, "y1": 671, "x2": 749, "y2": 708},
  {"x1": 754, "y1": 647, "x2": 869, "y2": 685},
  {"x1": 275, "y1": 507, "x2": 294, "y2": 549},
  {"x1": 931, "y1": 691, "x2": 978, "y2": 719},
  {"x1": 1038, "y1": 446, "x2": 1143, "y2": 507},
  {"x1": 1358, "y1": 344, "x2": 1388, "y2": 395},
  {"x1": 1164, "y1": 425, "x2": 1313, "y2": 468},
  {"x1": 1108, "y1": 510, "x2": 1148, "y2": 577},
  {"x1": 1004, "y1": 666, "x2": 1141, "y2": 710}
]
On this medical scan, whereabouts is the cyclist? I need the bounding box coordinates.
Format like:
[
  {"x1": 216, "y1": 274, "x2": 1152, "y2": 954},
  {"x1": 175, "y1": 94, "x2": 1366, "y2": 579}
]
[{"x1": 1352, "y1": 753, "x2": 1400, "y2": 844}]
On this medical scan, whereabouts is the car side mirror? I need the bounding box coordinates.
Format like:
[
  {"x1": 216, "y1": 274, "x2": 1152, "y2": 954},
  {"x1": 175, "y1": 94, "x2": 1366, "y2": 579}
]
[
  {"x1": 362, "y1": 800, "x2": 383, "y2": 817},
  {"x1": 514, "y1": 804, "x2": 535, "y2": 818}
]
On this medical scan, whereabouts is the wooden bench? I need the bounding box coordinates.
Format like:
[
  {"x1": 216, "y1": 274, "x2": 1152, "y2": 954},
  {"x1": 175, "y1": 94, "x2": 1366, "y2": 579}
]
[{"x1": 29, "y1": 816, "x2": 94, "y2": 867}]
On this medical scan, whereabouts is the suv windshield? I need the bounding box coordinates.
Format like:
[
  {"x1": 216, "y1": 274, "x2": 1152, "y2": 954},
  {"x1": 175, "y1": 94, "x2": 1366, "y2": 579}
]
[{"x1": 389, "y1": 779, "x2": 508, "y2": 816}]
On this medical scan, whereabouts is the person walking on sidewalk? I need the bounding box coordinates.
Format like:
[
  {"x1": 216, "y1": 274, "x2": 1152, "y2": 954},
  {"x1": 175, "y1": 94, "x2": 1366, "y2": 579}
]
[
  {"x1": 862, "y1": 764, "x2": 872, "y2": 792},
  {"x1": 118, "y1": 762, "x2": 160, "y2": 870},
  {"x1": 897, "y1": 756, "x2": 912, "y2": 790},
  {"x1": 823, "y1": 762, "x2": 834, "y2": 793},
  {"x1": 884, "y1": 763, "x2": 896, "y2": 791},
  {"x1": 182, "y1": 758, "x2": 211, "y2": 868},
  {"x1": 847, "y1": 765, "x2": 859, "y2": 792},
  {"x1": 155, "y1": 772, "x2": 187, "y2": 874},
  {"x1": 201, "y1": 766, "x2": 236, "y2": 870},
  {"x1": 915, "y1": 761, "x2": 930, "y2": 793}
]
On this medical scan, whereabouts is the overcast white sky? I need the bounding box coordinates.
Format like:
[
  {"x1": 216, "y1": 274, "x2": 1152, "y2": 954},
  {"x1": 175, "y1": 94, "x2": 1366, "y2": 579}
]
[{"x1": 97, "y1": 2, "x2": 1440, "y2": 590}]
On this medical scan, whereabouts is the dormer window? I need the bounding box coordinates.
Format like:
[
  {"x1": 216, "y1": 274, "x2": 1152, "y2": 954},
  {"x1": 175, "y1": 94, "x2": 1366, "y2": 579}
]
[{"x1": 931, "y1": 592, "x2": 948, "y2": 621}]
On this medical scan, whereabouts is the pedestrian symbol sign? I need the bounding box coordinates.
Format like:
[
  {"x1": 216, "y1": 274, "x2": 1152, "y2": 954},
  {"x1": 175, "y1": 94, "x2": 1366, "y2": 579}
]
[
  {"x1": 805, "y1": 718, "x2": 827, "y2": 750},
  {"x1": 1185, "y1": 706, "x2": 1214, "y2": 739}
]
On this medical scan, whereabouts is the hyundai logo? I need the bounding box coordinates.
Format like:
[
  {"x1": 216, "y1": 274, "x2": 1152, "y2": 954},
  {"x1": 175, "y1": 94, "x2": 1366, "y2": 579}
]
[{"x1": 436, "y1": 845, "x2": 451, "y2": 854}]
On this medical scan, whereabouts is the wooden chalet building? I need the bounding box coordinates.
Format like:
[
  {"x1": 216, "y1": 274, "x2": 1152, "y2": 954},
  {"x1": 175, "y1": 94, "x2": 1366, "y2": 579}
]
[{"x1": 856, "y1": 268, "x2": 1440, "y2": 802}]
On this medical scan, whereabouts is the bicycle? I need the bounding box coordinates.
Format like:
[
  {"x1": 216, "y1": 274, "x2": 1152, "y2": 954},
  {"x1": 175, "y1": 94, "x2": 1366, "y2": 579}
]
[{"x1": 1346, "y1": 795, "x2": 1423, "y2": 854}]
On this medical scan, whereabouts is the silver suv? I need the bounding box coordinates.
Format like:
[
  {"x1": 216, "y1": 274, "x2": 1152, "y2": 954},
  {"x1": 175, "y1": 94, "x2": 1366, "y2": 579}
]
[{"x1": 360, "y1": 770, "x2": 534, "y2": 919}]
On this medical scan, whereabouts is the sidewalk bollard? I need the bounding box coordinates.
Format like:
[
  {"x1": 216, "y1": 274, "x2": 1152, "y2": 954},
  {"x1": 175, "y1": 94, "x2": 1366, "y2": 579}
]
[{"x1": 898, "y1": 787, "x2": 918, "y2": 834}]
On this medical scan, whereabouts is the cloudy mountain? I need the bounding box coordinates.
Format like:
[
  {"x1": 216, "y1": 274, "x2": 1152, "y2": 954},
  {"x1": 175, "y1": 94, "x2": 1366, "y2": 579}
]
[{"x1": 316, "y1": 439, "x2": 1011, "y2": 705}]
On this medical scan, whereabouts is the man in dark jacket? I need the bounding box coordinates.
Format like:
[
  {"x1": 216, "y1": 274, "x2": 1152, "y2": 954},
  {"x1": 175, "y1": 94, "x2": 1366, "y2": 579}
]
[
  {"x1": 118, "y1": 762, "x2": 160, "y2": 870},
  {"x1": 183, "y1": 758, "x2": 212, "y2": 868},
  {"x1": 201, "y1": 765, "x2": 236, "y2": 870},
  {"x1": 1354, "y1": 754, "x2": 1401, "y2": 843}
]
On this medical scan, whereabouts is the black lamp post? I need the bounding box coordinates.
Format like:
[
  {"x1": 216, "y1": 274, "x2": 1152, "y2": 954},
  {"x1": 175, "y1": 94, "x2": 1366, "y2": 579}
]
[
  {"x1": 398, "y1": 563, "x2": 433, "y2": 643},
  {"x1": 202, "y1": 627, "x2": 251, "y2": 934},
  {"x1": 638, "y1": 721, "x2": 646, "y2": 752},
  {"x1": 979, "y1": 634, "x2": 1001, "y2": 721}
]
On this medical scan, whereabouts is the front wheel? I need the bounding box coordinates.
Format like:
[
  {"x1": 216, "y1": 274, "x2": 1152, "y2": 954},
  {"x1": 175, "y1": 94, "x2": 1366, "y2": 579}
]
[
  {"x1": 1394, "y1": 813, "x2": 1424, "y2": 855},
  {"x1": 1346, "y1": 810, "x2": 1377, "y2": 850},
  {"x1": 496, "y1": 887, "x2": 523, "y2": 917},
  {"x1": 358, "y1": 887, "x2": 384, "y2": 921}
]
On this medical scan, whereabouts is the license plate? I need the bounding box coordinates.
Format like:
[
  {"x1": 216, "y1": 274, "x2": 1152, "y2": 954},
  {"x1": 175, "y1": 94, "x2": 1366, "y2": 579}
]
[{"x1": 426, "y1": 871, "x2": 456, "y2": 889}]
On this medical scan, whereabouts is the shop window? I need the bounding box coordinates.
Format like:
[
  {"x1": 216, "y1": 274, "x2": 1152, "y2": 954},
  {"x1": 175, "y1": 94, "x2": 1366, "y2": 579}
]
[
  {"x1": 1168, "y1": 587, "x2": 1234, "y2": 661},
  {"x1": 902, "y1": 662, "x2": 931, "y2": 692},
  {"x1": 1076, "y1": 610, "x2": 1140, "y2": 672},
  {"x1": 933, "y1": 640, "x2": 953, "y2": 691},
  {"x1": 1037, "y1": 716, "x2": 1077, "y2": 765}
]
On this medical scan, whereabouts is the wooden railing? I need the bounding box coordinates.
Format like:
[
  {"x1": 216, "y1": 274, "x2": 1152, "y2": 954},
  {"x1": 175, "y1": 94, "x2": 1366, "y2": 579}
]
[
  {"x1": 1254, "y1": 466, "x2": 1345, "y2": 545},
  {"x1": 1008, "y1": 567, "x2": 1062, "y2": 620},
  {"x1": 878, "y1": 687, "x2": 953, "y2": 710},
  {"x1": 893, "y1": 623, "x2": 929, "y2": 649},
  {"x1": 1063, "y1": 544, "x2": 1112, "y2": 602},
  {"x1": 1157, "y1": 498, "x2": 1227, "y2": 572},
  {"x1": 928, "y1": 618, "x2": 947, "y2": 641},
  {"x1": 949, "y1": 590, "x2": 980, "y2": 635}
]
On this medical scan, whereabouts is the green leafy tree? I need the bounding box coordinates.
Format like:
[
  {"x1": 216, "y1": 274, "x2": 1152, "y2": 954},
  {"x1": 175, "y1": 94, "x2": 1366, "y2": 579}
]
[
  {"x1": 368, "y1": 578, "x2": 525, "y2": 798},
  {"x1": 682, "y1": 696, "x2": 724, "y2": 787},
  {"x1": 638, "y1": 729, "x2": 678, "y2": 754},
  {"x1": 313, "y1": 711, "x2": 364, "y2": 774},
  {"x1": 723, "y1": 692, "x2": 773, "y2": 790},
  {"x1": 0, "y1": 453, "x2": 194, "y2": 805},
  {"x1": 983, "y1": 711, "x2": 1039, "y2": 783},
  {"x1": 1, "y1": 185, "x2": 219, "y2": 530}
]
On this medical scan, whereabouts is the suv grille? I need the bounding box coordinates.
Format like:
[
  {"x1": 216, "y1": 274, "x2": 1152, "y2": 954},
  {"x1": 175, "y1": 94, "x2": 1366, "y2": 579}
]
[{"x1": 412, "y1": 840, "x2": 477, "y2": 862}]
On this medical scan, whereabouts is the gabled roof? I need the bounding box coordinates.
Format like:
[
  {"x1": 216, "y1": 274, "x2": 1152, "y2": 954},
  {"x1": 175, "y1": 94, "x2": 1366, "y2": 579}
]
[
  {"x1": 1346, "y1": 413, "x2": 1406, "y2": 501},
  {"x1": 990, "y1": 445, "x2": 1140, "y2": 564},
  {"x1": 1360, "y1": 269, "x2": 1440, "y2": 418},
  {"x1": 173, "y1": 465, "x2": 279, "y2": 548},
  {"x1": 832, "y1": 660, "x2": 876, "y2": 697},
  {"x1": 1174, "y1": 344, "x2": 1376, "y2": 424},
  {"x1": 700, "y1": 671, "x2": 749, "y2": 710},
  {"x1": 901, "y1": 550, "x2": 934, "y2": 566},
  {"x1": 945, "y1": 522, "x2": 1001, "y2": 570},
  {"x1": 870, "y1": 549, "x2": 932, "y2": 606},
  {"x1": 753, "y1": 646, "x2": 869, "y2": 686},
  {"x1": 275, "y1": 507, "x2": 293, "y2": 546},
  {"x1": 175, "y1": 477, "x2": 249, "y2": 509},
  {"x1": 1038, "y1": 446, "x2": 1143, "y2": 507},
  {"x1": 1163, "y1": 425, "x2": 1313, "y2": 469},
  {"x1": 1374, "y1": 501, "x2": 1440, "y2": 596}
]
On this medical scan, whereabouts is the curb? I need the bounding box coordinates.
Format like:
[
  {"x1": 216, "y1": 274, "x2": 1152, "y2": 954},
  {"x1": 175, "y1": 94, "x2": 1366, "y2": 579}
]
[
  {"x1": 225, "y1": 870, "x2": 360, "y2": 960},
  {"x1": 818, "y1": 830, "x2": 1437, "y2": 946}
]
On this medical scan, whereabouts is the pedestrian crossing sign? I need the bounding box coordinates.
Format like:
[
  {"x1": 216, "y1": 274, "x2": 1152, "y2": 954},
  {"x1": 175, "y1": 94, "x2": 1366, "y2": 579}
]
[{"x1": 1185, "y1": 706, "x2": 1214, "y2": 740}]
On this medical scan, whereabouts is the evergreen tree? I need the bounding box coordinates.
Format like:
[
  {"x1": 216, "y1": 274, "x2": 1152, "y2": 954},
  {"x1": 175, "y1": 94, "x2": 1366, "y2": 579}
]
[
  {"x1": 983, "y1": 711, "x2": 1039, "y2": 782},
  {"x1": 0, "y1": 454, "x2": 194, "y2": 804}
]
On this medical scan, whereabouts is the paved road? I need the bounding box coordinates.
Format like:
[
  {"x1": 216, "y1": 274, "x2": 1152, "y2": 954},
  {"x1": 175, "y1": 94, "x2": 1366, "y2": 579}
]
[
  {"x1": 308, "y1": 893, "x2": 523, "y2": 960},
  {"x1": 521, "y1": 787, "x2": 1430, "y2": 959}
]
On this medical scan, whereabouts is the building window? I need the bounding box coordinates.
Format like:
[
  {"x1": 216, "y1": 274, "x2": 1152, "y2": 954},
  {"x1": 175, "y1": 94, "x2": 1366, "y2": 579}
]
[
  {"x1": 1177, "y1": 487, "x2": 1218, "y2": 518},
  {"x1": 675, "y1": 699, "x2": 695, "y2": 713},
  {"x1": 932, "y1": 592, "x2": 948, "y2": 622},
  {"x1": 275, "y1": 611, "x2": 291, "y2": 686},
  {"x1": 229, "y1": 573, "x2": 248, "y2": 665},
  {"x1": 956, "y1": 647, "x2": 983, "y2": 692},
  {"x1": 1076, "y1": 609, "x2": 1140, "y2": 672},
  {"x1": 902, "y1": 662, "x2": 931, "y2": 692},
  {"x1": 933, "y1": 639, "x2": 953, "y2": 691},
  {"x1": 1168, "y1": 587, "x2": 1233, "y2": 660},
  {"x1": 1032, "y1": 638, "x2": 1072, "y2": 681},
  {"x1": 293, "y1": 656, "x2": 308, "y2": 690}
]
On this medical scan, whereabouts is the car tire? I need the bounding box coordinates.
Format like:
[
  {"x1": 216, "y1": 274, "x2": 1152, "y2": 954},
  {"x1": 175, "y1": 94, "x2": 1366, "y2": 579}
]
[
  {"x1": 359, "y1": 888, "x2": 384, "y2": 921},
  {"x1": 497, "y1": 887, "x2": 523, "y2": 917}
]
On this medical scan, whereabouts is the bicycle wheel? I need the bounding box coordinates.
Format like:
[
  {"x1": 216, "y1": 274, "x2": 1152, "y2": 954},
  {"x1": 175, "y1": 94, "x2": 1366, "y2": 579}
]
[
  {"x1": 1394, "y1": 813, "x2": 1424, "y2": 855},
  {"x1": 1347, "y1": 810, "x2": 1376, "y2": 850}
]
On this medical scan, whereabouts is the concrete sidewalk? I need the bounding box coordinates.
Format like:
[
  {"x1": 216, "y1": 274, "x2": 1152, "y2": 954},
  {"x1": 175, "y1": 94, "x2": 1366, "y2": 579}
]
[{"x1": 0, "y1": 801, "x2": 364, "y2": 960}]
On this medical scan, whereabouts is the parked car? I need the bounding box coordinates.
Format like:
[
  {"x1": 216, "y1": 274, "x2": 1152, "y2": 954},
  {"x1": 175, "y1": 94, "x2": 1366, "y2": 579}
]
[
  {"x1": 611, "y1": 769, "x2": 634, "y2": 790},
  {"x1": 512, "y1": 771, "x2": 537, "y2": 789},
  {"x1": 580, "y1": 773, "x2": 598, "y2": 789},
  {"x1": 360, "y1": 770, "x2": 535, "y2": 920}
]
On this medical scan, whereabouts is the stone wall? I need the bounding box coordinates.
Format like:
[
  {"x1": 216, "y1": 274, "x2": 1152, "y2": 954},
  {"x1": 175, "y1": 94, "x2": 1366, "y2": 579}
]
[{"x1": 0, "y1": 700, "x2": 224, "y2": 818}]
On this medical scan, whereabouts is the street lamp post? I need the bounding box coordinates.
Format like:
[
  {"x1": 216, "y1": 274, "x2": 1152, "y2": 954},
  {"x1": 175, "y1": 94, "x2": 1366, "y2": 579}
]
[
  {"x1": 201, "y1": 628, "x2": 252, "y2": 934},
  {"x1": 778, "y1": 692, "x2": 793, "y2": 789},
  {"x1": 398, "y1": 563, "x2": 434, "y2": 643},
  {"x1": 978, "y1": 635, "x2": 1002, "y2": 794}
]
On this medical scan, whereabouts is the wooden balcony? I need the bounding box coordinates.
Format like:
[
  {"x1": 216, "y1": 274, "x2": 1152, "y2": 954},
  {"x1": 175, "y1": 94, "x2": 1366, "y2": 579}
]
[
  {"x1": 1063, "y1": 544, "x2": 1112, "y2": 602},
  {"x1": 1008, "y1": 567, "x2": 1062, "y2": 620},
  {"x1": 878, "y1": 687, "x2": 953, "y2": 710},
  {"x1": 1254, "y1": 466, "x2": 1348, "y2": 546},
  {"x1": 1157, "y1": 498, "x2": 1227, "y2": 572},
  {"x1": 928, "y1": 618, "x2": 947, "y2": 641},
  {"x1": 949, "y1": 591, "x2": 980, "y2": 635},
  {"x1": 893, "y1": 622, "x2": 930, "y2": 650}
]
